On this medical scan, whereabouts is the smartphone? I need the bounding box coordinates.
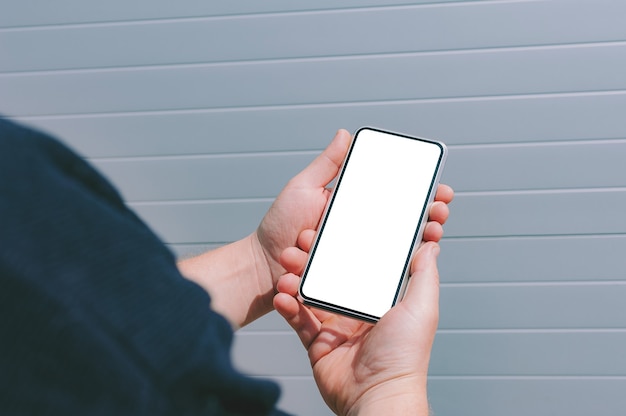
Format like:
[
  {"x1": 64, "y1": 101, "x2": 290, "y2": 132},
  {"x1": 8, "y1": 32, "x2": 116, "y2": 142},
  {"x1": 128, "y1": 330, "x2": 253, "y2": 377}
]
[{"x1": 298, "y1": 127, "x2": 447, "y2": 322}]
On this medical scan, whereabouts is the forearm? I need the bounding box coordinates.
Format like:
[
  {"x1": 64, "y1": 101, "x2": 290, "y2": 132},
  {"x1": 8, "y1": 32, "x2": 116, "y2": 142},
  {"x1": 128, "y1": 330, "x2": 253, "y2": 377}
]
[{"x1": 177, "y1": 232, "x2": 275, "y2": 328}]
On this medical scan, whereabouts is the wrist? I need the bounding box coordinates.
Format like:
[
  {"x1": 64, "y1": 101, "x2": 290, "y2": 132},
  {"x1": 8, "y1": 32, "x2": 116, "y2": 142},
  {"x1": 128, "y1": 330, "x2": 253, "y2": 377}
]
[
  {"x1": 346, "y1": 378, "x2": 430, "y2": 416},
  {"x1": 176, "y1": 233, "x2": 277, "y2": 328},
  {"x1": 249, "y1": 228, "x2": 286, "y2": 291},
  {"x1": 245, "y1": 231, "x2": 280, "y2": 317}
]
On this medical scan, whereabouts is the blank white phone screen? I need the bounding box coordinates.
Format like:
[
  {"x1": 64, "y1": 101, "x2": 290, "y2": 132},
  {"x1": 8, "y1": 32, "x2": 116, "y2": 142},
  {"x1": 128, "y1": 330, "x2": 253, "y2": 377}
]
[{"x1": 300, "y1": 128, "x2": 444, "y2": 319}]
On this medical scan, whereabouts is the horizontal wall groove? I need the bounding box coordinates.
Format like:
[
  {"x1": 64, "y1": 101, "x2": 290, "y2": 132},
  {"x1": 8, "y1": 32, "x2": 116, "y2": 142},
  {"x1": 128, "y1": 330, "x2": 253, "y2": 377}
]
[
  {"x1": 0, "y1": 0, "x2": 547, "y2": 31},
  {"x1": 12, "y1": 89, "x2": 626, "y2": 120},
  {"x1": 84, "y1": 136, "x2": 626, "y2": 161},
  {"x1": 123, "y1": 187, "x2": 626, "y2": 207},
  {"x1": 437, "y1": 329, "x2": 626, "y2": 334},
  {"x1": 449, "y1": 137, "x2": 626, "y2": 150},
  {"x1": 454, "y1": 187, "x2": 626, "y2": 197},
  {"x1": 441, "y1": 233, "x2": 626, "y2": 242},
  {"x1": 3, "y1": 39, "x2": 625, "y2": 77},
  {"x1": 167, "y1": 233, "x2": 626, "y2": 248},
  {"x1": 440, "y1": 280, "x2": 626, "y2": 288},
  {"x1": 89, "y1": 149, "x2": 321, "y2": 163}
]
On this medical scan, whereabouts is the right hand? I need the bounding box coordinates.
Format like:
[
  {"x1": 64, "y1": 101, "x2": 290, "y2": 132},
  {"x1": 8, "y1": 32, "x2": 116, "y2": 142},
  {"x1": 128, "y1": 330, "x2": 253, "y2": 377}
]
[{"x1": 274, "y1": 236, "x2": 443, "y2": 415}]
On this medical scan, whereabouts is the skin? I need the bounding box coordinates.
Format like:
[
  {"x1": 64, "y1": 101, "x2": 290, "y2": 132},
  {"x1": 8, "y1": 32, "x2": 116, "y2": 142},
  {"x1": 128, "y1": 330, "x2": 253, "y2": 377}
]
[
  {"x1": 177, "y1": 129, "x2": 454, "y2": 414},
  {"x1": 178, "y1": 129, "x2": 453, "y2": 329},
  {"x1": 275, "y1": 239, "x2": 442, "y2": 416}
]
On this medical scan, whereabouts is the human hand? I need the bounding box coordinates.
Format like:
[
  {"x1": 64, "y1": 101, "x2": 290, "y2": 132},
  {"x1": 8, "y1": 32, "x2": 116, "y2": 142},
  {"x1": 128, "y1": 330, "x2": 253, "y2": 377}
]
[
  {"x1": 274, "y1": 237, "x2": 443, "y2": 415},
  {"x1": 254, "y1": 130, "x2": 352, "y2": 289},
  {"x1": 178, "y1": 130, "x2": 351, "y2": 327}
]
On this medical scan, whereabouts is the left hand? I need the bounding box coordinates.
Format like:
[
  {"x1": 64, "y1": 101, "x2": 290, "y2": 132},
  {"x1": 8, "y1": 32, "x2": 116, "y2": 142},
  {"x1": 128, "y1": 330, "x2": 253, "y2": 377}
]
[
  {"x1": 254, "y1": 130, "x2": 352, "y2": 287},
  {"x1": 180, "y1": 129, "x2": 452, "y2": 327}
]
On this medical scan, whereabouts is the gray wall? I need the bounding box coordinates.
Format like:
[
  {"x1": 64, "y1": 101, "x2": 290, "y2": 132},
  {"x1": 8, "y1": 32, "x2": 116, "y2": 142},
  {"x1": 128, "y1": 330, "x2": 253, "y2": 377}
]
[{"x1": 2, "y1": 1, "x2": 626, "y2": 414}]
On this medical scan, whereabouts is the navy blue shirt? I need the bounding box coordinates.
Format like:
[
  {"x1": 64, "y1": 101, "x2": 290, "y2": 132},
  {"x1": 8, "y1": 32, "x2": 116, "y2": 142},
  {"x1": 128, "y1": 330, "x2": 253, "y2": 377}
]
[{"x1": 0, "y1": 118, "x2": 288, "y2": 415}]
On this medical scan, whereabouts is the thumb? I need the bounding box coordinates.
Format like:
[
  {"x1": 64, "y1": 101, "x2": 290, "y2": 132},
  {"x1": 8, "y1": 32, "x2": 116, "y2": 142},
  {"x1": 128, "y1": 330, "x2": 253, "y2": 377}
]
[
  {"x1": 292, "y1": 129, "x2": 351, "y2": 188},
  {"x1": 401, "y1": 242, "x2": 440, "y2": 321}
]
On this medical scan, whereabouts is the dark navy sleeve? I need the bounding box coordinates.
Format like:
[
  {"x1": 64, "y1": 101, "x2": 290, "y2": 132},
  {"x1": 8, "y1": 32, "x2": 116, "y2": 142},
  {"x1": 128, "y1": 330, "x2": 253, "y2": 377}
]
[{"x1": 0, "y1": 117, "x2": 291, "y2": 415}]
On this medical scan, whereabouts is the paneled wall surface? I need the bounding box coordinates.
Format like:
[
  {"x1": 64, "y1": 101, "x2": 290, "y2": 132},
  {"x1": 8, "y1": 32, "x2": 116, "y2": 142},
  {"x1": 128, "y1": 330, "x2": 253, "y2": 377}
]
[{"x1": 2, "y1": 1, "x2": 626, "y2": 414}]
